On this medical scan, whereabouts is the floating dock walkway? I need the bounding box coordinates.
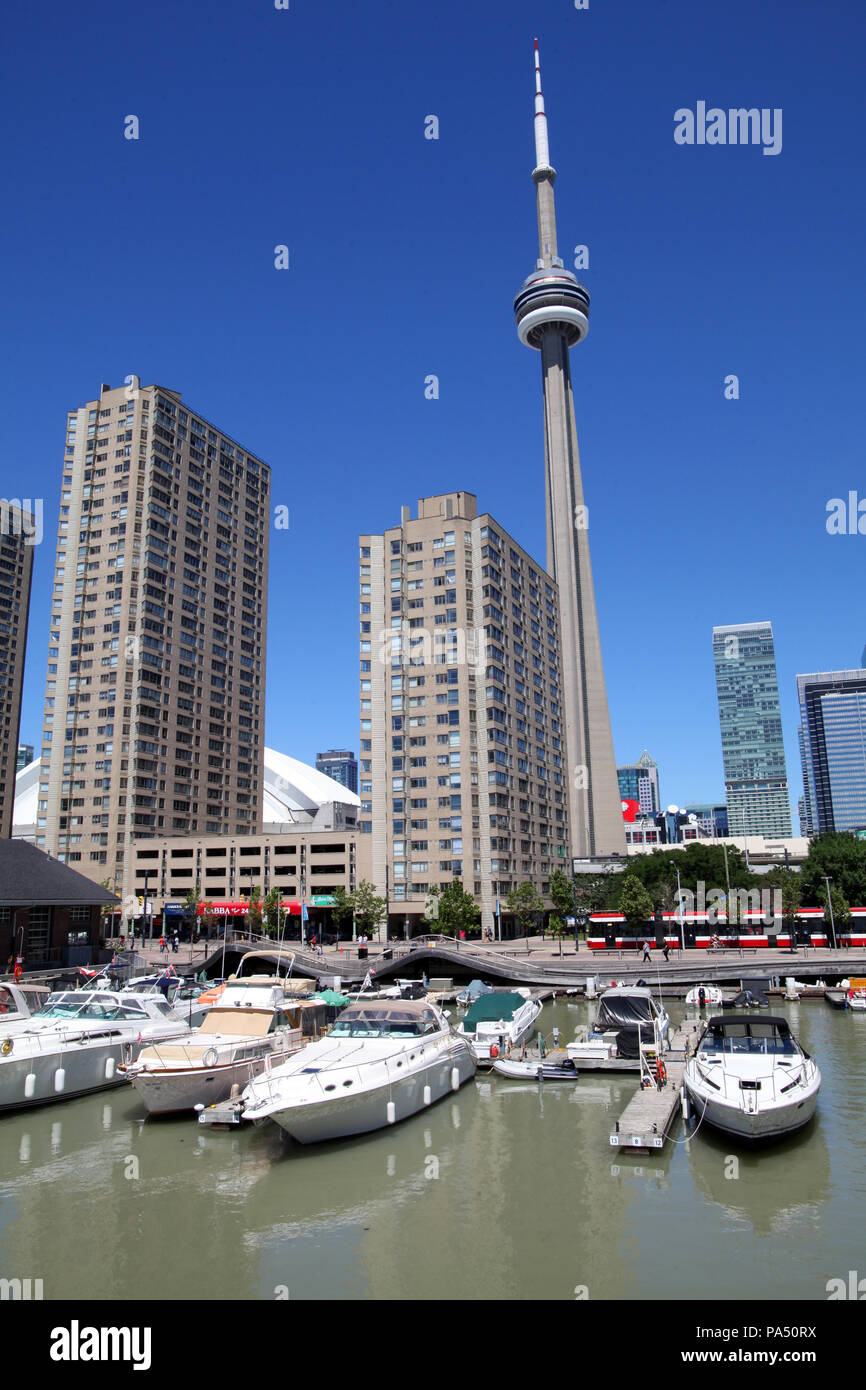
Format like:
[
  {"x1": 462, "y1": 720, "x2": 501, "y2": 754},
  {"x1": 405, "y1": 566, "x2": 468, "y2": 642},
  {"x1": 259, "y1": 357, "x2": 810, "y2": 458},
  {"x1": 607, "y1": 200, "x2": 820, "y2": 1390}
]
[{"x1": 609, "y1": 1019, "x2": 704, "y2": 1155}]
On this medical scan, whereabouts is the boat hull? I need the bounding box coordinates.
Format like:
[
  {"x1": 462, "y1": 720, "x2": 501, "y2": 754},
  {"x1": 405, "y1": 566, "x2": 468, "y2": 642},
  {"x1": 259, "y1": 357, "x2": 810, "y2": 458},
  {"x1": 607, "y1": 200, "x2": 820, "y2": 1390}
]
[
  {"x1": 0, "y1": 1031, "x2": 186, "y2": 1112},
  {"x1": 126, "y1": 1047, "x2": 299, "y2": 1115},
  {"x1": 492, "y1": 1057, "x2": 578, "y2": 1081},
  {"x1": 684, "y1": 1074, "x2": 820, "y2": 1142},
  {"x1": 257, "y1": 1043, "x2": 476, "y2": 1144}
]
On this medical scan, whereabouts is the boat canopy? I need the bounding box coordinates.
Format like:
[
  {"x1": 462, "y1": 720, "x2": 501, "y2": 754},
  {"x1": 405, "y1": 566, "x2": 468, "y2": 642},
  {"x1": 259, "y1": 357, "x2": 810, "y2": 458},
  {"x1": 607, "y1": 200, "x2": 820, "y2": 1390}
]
[
  {"x1": 462, "y1": 992, "x2": 527, "y2": 1027},
  {"x1": 702, "y1": 1015, "x2": 797, "y2": 1055},
  {"x1": 596, "y1": 991, "x2": 659, "y2": 1029}
]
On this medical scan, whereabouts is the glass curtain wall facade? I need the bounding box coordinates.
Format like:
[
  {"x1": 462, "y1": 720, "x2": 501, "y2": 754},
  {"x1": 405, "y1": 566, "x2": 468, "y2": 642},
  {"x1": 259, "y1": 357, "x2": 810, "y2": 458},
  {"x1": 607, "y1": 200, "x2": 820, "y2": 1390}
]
[
  {"x1": 798, "y1": 670, "x2": 866, "y2": 834},
  {"x1": 713, "y1": 621, "x2": 792, "y2": 837}
]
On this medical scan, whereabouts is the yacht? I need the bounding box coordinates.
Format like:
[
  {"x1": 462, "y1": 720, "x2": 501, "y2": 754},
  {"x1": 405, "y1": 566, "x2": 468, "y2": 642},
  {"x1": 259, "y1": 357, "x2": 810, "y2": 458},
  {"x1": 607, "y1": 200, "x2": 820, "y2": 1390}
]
[
  {"x1": 568, "y1": 986, "x2": 669, "y2": 1070},
  {"x1": 683, "y1": 1014, "x2": 821, "y2": 1141},
  {"x1": 456, "y1": 990, "x2": 543, "y2": 1064},
  {"x1": 122, "y1": 979, "x2": 327, "y2": 1114},
  {"x1": 0, "y1": 989, "x2": 194, "y2": 1111},
  {"x1": 238, "y1": 998, "x2": 476, "y2": 1143}
]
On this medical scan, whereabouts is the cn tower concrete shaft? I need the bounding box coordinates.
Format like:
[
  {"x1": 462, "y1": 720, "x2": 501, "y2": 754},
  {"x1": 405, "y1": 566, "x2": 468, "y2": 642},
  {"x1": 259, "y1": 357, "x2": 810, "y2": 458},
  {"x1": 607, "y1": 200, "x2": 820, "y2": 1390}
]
[{"x1": 515, "y1": 42, "x2": 625, "y2": 858}]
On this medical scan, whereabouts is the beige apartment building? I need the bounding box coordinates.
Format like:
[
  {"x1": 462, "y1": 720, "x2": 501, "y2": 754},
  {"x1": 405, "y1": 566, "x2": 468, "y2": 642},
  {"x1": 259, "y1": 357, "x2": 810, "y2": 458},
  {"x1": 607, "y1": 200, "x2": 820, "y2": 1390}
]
[
  {"x1": 0, "y1": 506, "x2": 35, "y2": 838},
  {"x1": 36, "y1": 380, "x2": 269, "y2": 891},
  {"x1": 126, "y1": 828, "x2": 358, "y2": 921},
  {"x1": 359, "y1": 491, "x2": 571, "y2": 936}
]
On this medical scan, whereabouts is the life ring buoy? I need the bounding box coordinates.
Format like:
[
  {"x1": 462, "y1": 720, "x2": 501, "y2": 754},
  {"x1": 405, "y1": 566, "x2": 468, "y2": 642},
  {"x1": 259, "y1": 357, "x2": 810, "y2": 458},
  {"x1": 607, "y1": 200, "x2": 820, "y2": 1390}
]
[
  {"x1": 1, "y1": 1038, "x2": 12, "y2": 1055},
  {"x1": 203, "y1": 1048, "x2": 219, "y2": 1068}
]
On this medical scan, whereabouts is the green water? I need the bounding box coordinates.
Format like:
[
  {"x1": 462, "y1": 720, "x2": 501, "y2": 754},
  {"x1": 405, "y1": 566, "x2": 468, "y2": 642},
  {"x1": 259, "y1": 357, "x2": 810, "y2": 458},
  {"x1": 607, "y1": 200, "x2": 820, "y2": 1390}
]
[{"x1": 0, "y1": 999, "x2": 862, "y2": 1300}]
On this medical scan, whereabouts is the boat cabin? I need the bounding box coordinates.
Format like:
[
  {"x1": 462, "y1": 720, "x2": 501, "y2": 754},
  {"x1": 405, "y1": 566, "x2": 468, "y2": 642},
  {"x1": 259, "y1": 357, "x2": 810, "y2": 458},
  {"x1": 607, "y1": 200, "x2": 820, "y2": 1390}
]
[{"x1": 699, "y1": 1015, "x2": 798, "y2": 1058}]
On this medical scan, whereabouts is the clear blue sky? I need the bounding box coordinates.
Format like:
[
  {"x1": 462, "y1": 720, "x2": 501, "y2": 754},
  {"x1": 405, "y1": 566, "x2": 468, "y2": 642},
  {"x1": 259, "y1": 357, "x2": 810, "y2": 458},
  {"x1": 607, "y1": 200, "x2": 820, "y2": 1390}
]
[{"x1": 3, "y1": 0, "x2": 865, "y2": 815}]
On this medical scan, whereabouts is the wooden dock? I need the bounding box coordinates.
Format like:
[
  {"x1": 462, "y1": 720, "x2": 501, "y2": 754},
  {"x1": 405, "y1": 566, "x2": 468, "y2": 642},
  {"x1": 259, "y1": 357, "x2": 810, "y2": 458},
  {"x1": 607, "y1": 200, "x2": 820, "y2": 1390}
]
[{"x1": 609, "y1": 1019, "x2": 704, "y2": 1155}]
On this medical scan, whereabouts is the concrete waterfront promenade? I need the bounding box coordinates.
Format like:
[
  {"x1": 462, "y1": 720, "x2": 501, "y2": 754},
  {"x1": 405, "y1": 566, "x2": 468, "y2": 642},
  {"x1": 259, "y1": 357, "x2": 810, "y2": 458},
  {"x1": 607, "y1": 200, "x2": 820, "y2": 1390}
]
[{"x1": 128, "y1": 932, "x2": 866, "y2": 991}]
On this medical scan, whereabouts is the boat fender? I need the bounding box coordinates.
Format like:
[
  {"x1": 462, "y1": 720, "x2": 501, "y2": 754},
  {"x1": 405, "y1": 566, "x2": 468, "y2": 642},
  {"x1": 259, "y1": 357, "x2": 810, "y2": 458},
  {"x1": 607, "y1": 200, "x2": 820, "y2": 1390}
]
[
  {"x1": 423, "y1": 1084, "x2": 432, "y2": 1105},
  {"x1": 386, "y1": 1101, "x2": 396, "y2": 1125},
  {"x1": 1, "y1": 1038, "x2": 13, "y2": 1055},
  {"x1": 490, "y1": 1045, "x2": 499, "y2": 1059},
  {"x1": 203, "y1": 1049, "x2": 219, "y2": 1068},
  {"x1": 450, "y1": 1066, "x2": 460, "y2": 1092}
]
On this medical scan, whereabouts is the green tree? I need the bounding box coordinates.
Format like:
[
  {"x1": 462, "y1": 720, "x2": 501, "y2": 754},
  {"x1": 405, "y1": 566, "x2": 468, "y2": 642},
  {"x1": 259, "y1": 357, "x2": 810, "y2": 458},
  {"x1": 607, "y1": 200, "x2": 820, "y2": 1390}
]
[
  {"x1": 618, "y1": 875, "x2": 654, "y2": 930},
  {"x1": 800, "y1": 833, "x2": 866, "y2": 908},
  {"x1": 351, "y1": 880, "x2": 387, "y2": 941},
  {"x1": 330, "y1": 886, "x2": 355, "y2": 938},
  {"x1": 182, "y1": 887, "x2": 202, "y2": 942},
  {"x1": 245, "y1": 884, "x2": 263, "y2": 936},
  {"x1": 820, "y1": 882, "x2": 851, "y2": 938},
  {"x1": 549, "y1": 868, "x2": 575, "y2": 920},
  {"x1": 261, "y1": 887, "x2": 282, "y2": 937},
  {"x1": 435, "y1": 878, "x2": 480, "y2": 938},
  {"x1": 506, "y1": 881, "x2": 545, "y2": 936},
  {"x1": 548, "y1": 913, "x2": 569, "y2": 956},
  {"x1": 762, "y1": 866, "x2": 802, "y2": 922}
]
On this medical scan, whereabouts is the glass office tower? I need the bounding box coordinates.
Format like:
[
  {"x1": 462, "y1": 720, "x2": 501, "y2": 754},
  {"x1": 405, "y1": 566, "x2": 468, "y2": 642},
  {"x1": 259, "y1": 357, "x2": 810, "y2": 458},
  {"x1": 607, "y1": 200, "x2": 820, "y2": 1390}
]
[
  {"x1": 713, "y1": 621, "x2": 792, "y2": 837},
  {"x1": 798, "y1": 670, "x2": 866, "y2": 834}
]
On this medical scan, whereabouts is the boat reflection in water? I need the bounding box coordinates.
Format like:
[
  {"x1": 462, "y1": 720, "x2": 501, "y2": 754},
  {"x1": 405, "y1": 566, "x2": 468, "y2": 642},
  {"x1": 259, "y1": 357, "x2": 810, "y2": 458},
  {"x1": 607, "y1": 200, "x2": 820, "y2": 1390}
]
[{"x1": 686, "y1": 1121, "x2": 832, "y2": 1237}]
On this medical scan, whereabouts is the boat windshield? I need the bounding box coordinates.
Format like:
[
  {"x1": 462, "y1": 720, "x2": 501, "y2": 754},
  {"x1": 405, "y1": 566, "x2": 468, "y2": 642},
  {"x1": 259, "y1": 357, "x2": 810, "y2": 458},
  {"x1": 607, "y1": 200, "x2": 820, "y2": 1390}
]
[
  {"x1": 33, "y1": 993, "x2": 150, "y2": 1022},
  {"x1": 330, "y1": 1006, "x2": 440, "y2": 1039},
  {"x1": 701, "y1": 1021, "x2": 796, "y2": 1056}
]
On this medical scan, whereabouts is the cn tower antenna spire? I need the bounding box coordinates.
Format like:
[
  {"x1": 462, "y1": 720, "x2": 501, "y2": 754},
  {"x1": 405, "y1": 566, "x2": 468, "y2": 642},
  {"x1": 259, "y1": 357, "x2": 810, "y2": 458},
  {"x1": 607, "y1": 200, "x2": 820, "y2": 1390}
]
[{"x1": 533, "y1": 38, "x2": 551, "y2": 171}]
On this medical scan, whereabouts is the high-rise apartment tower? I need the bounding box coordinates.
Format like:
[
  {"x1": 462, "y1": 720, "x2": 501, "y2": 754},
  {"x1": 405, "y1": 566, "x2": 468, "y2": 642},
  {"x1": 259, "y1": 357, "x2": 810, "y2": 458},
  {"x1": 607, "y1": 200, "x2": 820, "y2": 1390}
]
[{"x1": 37, "y1": 380, "x2": 269, "y2": 888}]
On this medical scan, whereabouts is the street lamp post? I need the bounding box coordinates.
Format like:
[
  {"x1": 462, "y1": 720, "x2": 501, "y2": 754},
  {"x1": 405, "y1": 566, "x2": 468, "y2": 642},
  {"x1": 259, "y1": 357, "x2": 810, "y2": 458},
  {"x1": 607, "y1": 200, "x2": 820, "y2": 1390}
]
[
  {"x1": 675, "y1": 867, "x2": 685, "y2": 953},
  {"x1": 823, "y1": 875, "x2": 838, "y2": 950}
]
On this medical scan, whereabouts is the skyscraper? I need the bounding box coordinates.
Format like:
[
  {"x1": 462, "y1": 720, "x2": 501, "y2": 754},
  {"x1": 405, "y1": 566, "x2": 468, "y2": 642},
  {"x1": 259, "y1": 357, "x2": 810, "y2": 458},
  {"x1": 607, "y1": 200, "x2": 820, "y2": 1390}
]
[
  {"x1": 17, "y1": 744, "x2": 34, "y2": 773},
  {"x1": 0, "y1": 507, "x2": 34, "y2": 838},
  {"x1": 797, "y1": 669, "x2": 866, "y2": 835},
  {"x1": 617, "y1": 751, "x2": 661, "y2": 816},
  {"x1": 359, "y1": 492, "x2": 571, "y2": 936},
  {"x1": 514, "y1": 43, "x2": 625, "y2": 859},
  {"x1": 38, "y1": 380, "x2": 269, "y2": 889},
  {"x1": 316, "y1": 749, "x2": 358, "y2": 795},
  {"x1": 712, "y1": 621, "x2": 792, "y2": 837}
]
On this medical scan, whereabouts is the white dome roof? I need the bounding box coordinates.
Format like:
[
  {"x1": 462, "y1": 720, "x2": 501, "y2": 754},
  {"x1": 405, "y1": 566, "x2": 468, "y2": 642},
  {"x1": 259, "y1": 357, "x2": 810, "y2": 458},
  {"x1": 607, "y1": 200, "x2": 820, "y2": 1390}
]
[
  {"x1": 13, "y1": 749, "x2": 358, "y2": 832},
  {"x1": 263, "y1": 747, "x2": 360, "y2": 823},
  {"x1": 12, "y1": 758, "x2": 40, "y2": 830}
]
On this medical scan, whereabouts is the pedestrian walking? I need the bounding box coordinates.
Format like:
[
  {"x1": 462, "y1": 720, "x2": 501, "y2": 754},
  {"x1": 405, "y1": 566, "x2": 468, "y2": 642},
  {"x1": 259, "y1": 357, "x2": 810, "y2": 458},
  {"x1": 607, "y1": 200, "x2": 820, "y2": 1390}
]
[
  {"x1": 172, "y1": 934, "x2": 179, "y2": 954},
  {"x1": 159, "y1": 936, "x2": 166, "y2": 955},
  {"x1": 642, "y1": 940, "x2": 652, "y2": 962},
  {"x1": 662, "y1": 942, "x2": 670, "y2": 962}
]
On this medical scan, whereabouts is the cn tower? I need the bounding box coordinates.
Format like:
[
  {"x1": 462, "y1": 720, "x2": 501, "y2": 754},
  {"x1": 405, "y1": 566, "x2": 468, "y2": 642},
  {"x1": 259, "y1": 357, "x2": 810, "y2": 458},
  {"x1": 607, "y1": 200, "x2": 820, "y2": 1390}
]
[{"x1": 514, "y1": 41, "x2": 625, "y2": 858}]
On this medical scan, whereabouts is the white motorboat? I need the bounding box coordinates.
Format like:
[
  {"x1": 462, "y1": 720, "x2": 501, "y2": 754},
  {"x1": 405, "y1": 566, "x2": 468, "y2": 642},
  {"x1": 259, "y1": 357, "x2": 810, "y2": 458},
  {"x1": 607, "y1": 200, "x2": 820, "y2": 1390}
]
[
  {"x1": 683, "y1": 1014, "x2": 821, "y2": 1142},
  {"x1": 685, "y1": 984, "x2": 725, "y2": 1007},
  {"x1": 456, "y1": 989, "x2": 543, "y2": 1063},
  {"x1": 850, "y1": 991, "x2": 866, "y2": 1012},
  {"x1": 0, "y1": 989, "x2": 194, "y2": 1112},
  {"x1": 238, "y1": 998, "x2": 476, "y2": 1143},
  {"x1": 568, "y1": 986, "x2": 669, "y2": 1070},
  {"x1": 122, "y1": 979, "x2": 328, "y2": 1114}
]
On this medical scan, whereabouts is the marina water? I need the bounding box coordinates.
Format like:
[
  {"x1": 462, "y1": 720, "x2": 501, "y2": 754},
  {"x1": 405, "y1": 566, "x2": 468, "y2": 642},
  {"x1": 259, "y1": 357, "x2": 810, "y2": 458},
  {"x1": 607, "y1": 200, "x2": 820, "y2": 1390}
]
[{"x1": 0, "y1": 998, "x2": 862, "y2": 1301}]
